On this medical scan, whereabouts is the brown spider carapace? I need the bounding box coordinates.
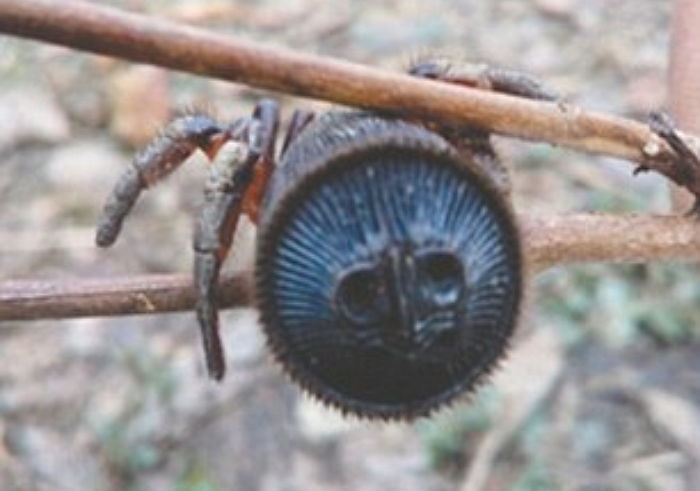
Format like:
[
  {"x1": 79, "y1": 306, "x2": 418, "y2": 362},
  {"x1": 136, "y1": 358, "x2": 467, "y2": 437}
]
[{"x1": 96, "y1": 64, "x2": 554, "y2": 420}]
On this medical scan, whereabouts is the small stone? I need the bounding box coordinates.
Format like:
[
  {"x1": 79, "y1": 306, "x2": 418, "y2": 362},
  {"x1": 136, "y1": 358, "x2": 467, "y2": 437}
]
[
  {"x1": 534, "y1": 0, "x2": 575, "y2": 17},
  {"x1": 63, "y1": 318, "x2": 106, "y2": 357},
  {"x1": 0, "y1": 88, "x2": 70, "y2": 151},
  {"x1": 296, "y1": 396, "x2": 358, "y2": 443},
  {"x1": 46, "y1": 139, "x2": 124, "y2": 190},
  {"x1": 5, "y1": 425, "x2": 107, "y2": 489},
  {"x1": 109, "y1": 66, "x2": 170, "y2": 148}
]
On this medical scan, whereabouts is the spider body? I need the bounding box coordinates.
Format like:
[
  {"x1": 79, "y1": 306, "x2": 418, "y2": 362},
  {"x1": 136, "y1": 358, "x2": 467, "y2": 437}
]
[
  {"x1": 258, "y1": 112, "x2": 521, "y2": 418},
  {"x1": 97, "y1": 64, "x2": 551, "y2": 420}
]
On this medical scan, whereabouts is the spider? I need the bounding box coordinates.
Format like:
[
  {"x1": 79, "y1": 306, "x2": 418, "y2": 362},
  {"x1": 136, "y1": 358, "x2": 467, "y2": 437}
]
[{"x1": 96, "y1": 62, "x2": 555, "y2": 420}]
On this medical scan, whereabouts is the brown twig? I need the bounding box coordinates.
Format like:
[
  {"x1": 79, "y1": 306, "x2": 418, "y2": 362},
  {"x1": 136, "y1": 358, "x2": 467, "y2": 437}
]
[
  {"x1": 1, "y1": 0, "x2": 699, "y2": 198},
  {"x1": 0, "y1": 272, "x2": 254, "y2": 321},
  {"x1": 521, "y1": 214, "x2": 700, "y2": 271},
  {"x1": 1, "y1": 2, "x2": 699, "y2": 322},
  {"x1": 1, "y1": 214, "x2": 699, "y2": 322}
]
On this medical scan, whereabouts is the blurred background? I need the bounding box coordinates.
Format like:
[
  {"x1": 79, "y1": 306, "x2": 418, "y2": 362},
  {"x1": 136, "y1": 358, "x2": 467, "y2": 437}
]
[{"x1": 2, "y1": 0, "x2": 699, "y2": 490}]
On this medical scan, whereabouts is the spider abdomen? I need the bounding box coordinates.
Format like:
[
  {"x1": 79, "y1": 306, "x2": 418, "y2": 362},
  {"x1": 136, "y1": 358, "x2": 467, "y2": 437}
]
[{"x1": 256, "y1": 112, "x2": 522, "y2": 420}]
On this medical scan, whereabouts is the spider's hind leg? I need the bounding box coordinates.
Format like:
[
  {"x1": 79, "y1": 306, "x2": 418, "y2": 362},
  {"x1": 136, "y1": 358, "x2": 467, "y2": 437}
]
[
  {"x1": 96, "y1": 114, "x2": 224, "y2": 247},
  {"x1": 409, "y1": 60, "x2": 558, "y2": 101},
  {"x1": 408, "y1": 60, "x2": 556, "y2": 195}
]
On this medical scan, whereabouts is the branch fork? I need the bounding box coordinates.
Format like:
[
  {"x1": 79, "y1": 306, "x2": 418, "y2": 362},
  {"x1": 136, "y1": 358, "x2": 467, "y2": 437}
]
[{"x1": 645, "y1": 112, "x2": 700, "y2": 212}]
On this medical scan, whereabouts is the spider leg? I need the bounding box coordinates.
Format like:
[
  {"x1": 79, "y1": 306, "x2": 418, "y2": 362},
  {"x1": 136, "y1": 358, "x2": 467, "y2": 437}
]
[
  {"x1": 281, "y1": 109, "x2": 315, "y2": 156},
  {"x1": 409, "y1": 60, "x2": 558, "y2": 101},
  {"x1": 241, "y1": 100, "x2": 281, "y2": 223},
  {"x1": 193, "y1": 139, "x2": 259, "y2": 381},
  {"x1": 96, "y1": 114, "x2": 224, "y2": 247},
  {"x1": 193, "y1": 99, "x2": 280, "y2": 380},
  {"x1": 410, "y1": 61, "x2": 540, "y2": 195}
]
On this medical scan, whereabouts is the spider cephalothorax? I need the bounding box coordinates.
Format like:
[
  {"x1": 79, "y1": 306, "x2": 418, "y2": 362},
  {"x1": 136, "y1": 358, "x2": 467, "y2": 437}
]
[{"x1": 96, "y1": 64, "x2": 550, "y2": 420}]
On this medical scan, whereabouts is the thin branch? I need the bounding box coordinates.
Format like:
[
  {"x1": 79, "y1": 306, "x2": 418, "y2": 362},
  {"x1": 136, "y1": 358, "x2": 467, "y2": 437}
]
[
  {"x1": 1, "y1": 214, "x2": 699, "y2": 322},
  {"x1": 1, "y1": 2, "x2": 700, "y2": 322},
  {"x1": 0, "y1": 272, "x2": 254, "y2": 321},
  {"x1": 1, "y1": 0, "x2": 699, "y2": 198},
  {"x1": 521, "y1": 214, "x2": 700, "y2": 271}
]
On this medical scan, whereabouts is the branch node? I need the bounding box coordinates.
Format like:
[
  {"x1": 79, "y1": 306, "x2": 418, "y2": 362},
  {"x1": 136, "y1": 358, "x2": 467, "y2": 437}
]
[{"x1": 648, "y1": 111, "x2": 700, "y2": 194}]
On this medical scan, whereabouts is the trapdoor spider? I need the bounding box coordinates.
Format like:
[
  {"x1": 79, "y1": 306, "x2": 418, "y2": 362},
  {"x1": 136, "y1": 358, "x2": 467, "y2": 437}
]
[{"x1": 96, "y1": 63, "x2": 555, "y2": 420}]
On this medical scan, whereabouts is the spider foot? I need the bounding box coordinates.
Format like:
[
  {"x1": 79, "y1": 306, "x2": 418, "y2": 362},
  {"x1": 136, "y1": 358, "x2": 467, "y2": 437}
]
[
  {"x1": 195, "y1": 251, "x2": 227, "y2": 380},
  {"x1": 481, "y1": 66, "x2": 558, "y2": 101}
]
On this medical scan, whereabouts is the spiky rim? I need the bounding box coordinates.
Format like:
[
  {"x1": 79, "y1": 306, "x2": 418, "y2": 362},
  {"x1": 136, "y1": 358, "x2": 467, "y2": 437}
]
[{"x1": 255, "y1": 129, "x2": 523, "y2": 422}]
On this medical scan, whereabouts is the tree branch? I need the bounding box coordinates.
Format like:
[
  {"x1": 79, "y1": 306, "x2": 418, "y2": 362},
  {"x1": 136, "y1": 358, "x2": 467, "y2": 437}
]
[
  {"x1": 1, "y1": 214, "x2": 699, "y2": 322},
  {"x1": 1, "y1": 0, "x2": 699, "y2": 198},
  {"x1": 521, "y1": 214, "x2": 700, "y2": 271},
  {"x1": 0, "y1": 272, "x2": 254, "y2": 322},
  {"x1": 1, "y1": 2, "x2": 700, "y2": 322}
]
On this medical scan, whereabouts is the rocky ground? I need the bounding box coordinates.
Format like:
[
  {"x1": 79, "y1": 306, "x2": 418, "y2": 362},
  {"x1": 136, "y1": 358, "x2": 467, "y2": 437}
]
[{"x1": 2, "y1": 1, "x2": 700, "y2": 490}]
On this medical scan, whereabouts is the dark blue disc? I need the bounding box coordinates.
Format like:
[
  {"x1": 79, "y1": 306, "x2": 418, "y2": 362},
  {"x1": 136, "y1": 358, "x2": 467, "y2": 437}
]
[{"x1": 257, "y1": 115, "x2": 521, "y2": 419}]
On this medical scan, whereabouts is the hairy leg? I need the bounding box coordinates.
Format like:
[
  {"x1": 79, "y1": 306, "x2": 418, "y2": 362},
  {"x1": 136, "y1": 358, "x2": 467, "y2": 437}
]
[
  {"x1": 409, "y1": 60, "x2": 558, "y2": 101},
  {"x1": 193, "y1": 99, "x2": 280, "y2": 380},
  {"x1": 241, "y1": 100, "x2": 281, "y2": 223},
  {"x1": 408, "y1": 60, "x2": 559, "y2": 195},
  {"x1": 95, "y1": 100, "x2": 282, "y2": 380},
  {"x1": 96, "y1": 114, "x2": 223, "y2": 247},
  {"x1": 193, "y1": 139, "x2": 259, "y2": 380}
]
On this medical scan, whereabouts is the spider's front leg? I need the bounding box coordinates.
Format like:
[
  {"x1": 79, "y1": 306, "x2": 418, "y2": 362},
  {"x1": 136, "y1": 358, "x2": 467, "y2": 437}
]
[
  {"x1": 96, "y1": 99, "x2": 283, "y2": 381},
  {"x1": 193, "y1": 99, "x2": 280, "y2": 380},
  {"x1": 96, "y1": 114, "x2": 226, "y2": 247}
]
